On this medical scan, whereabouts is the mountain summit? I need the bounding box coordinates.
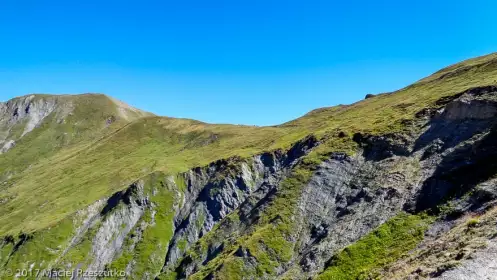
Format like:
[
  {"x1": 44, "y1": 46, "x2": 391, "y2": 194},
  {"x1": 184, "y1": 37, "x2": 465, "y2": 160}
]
[
  {"x1": 1, "y1": 53, "x2": 497, "y2": 279},
  {"x1": 0, "y1": 93, "x2": 152, "y2": 153}
]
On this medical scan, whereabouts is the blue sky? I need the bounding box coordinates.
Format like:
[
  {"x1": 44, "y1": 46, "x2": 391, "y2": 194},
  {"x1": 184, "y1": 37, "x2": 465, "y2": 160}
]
[{"x1": 0, "y1": 1, "x2": 496, "y2": 125}]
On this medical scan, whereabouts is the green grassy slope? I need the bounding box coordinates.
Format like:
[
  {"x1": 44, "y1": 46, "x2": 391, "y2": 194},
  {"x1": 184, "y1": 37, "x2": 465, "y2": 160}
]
[
  {"x1": 316, "y1": 213, "x2": 432, "y2": 280},
  {"x1": 1, "y1": 52, "x2": 497, "y2": 237},
  {"x1": 0, "y1": 93, "x2": 152, "y2": 178}
]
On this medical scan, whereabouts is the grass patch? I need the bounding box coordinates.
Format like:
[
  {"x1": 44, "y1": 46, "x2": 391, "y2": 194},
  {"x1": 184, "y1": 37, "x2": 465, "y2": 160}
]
[
  {"x1": 0, "y1": 217, "x2": 76, "y2": 278},
  {"x1": 216, "y1": 257, "x2": 255, "y2": 280},
  {"x1": 466, "y1": 218, "x2": 480, "y2": 228},
  {"x1": 317, "y1": 212, "x2": 433, "y2": 280}
]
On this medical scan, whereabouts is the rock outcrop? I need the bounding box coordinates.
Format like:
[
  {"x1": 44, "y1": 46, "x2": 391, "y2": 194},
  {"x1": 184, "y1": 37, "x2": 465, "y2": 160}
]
[{"x1": 0, "y1": 95, "x2": 59, "y2": 153}]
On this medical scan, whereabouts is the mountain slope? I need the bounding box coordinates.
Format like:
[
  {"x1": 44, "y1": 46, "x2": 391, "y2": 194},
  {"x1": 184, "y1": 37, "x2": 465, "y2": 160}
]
[
  {"x1": 0, "y1": 93, "x2": 152, "y2": 170},
  {"x1": 1, "y1": 53, "x2": 497, "y2": 279}
]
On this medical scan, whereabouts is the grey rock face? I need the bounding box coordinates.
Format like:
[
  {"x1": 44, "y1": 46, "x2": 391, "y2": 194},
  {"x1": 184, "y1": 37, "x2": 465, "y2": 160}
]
[
  {"x1": 84, "y1": 182, "x2": 148, "y2": 276},
  {"x1": 439, "y1": 85, "x2": 497, "y2": 121},
  {"x1": 435, "y1": 240, "x2": 497, "y2": 280},
  {"x1": 415, "y1": 86, "x2": 497, "y2": 152},
  {"x1": 293, "y1": 153, "x2": 415, "y2": 276},
  {"x1": 286, "y1": 87, "x2": 497, "y2": 278},
  {"x1": 0, "y1": 140, "x2": 15, "y2": 153},
  {"x1": 163, "y1": 136, "x2": 319, "y2": 273},
  {"x1": 46, "y1": 182, "x2": 151, "y2": 280},
  {"x1": 0, "y1": 95, "x2": 62, "y2": 153}
]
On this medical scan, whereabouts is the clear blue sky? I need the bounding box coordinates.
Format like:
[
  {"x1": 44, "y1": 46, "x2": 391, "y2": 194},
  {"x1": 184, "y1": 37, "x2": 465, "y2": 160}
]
[{"x1": 0, "y1": 1, "x2": 496, "y2": 125}]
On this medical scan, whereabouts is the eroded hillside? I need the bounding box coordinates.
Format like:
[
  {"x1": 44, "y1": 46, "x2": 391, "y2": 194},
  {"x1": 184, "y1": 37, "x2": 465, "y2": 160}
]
[{"x1": 1, "y1": 53, "x2": 497, "y2": 279}]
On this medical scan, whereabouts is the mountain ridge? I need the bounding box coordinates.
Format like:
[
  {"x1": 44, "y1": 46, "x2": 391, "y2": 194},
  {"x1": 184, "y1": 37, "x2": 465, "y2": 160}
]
[
  {"x1": 3, "y1": 50, "x2": 497, "y2": 129},
  {"x1": 1, "y1": 52, "x2": 497, "y2": 279},
  {"x1": 2, "y1": 51, "x2": 497, "y2": 234}
]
